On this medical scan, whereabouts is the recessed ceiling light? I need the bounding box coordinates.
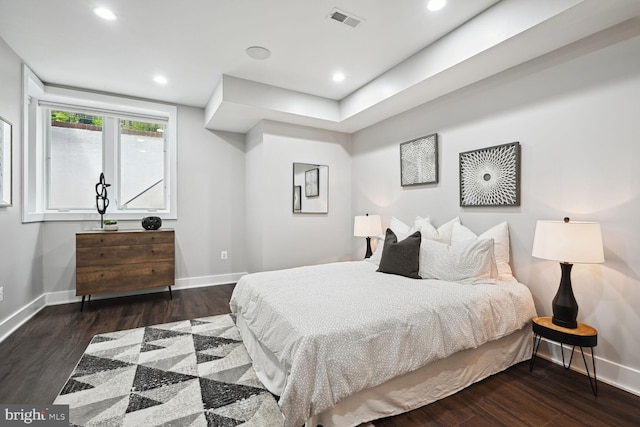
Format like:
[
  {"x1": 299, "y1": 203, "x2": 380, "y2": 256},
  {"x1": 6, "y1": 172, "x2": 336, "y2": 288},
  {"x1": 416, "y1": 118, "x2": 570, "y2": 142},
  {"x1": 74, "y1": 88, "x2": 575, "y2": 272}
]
[
  {"x1": 427, "y1": 0, "x2": 447, "y2": 12},
  {"x1": 246, "y1": 46, "x2": 271, "y2": 60},
  {"x1": 333, "y1": 72, "x2": 345, "y2": 82},
  {"x1": 153, "y1": 75, "x2": 168, "y2": 85},
  {"x1": 93, "y1": 7, "x2": 117, "y2": 20}
]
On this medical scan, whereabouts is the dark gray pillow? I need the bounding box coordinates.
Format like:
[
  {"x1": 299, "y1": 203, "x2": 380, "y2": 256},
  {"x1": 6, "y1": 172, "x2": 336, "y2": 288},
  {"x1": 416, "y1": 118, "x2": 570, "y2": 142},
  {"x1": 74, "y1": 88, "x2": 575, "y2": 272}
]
[{"x1": 377, "y1": 229, "x2": 421, "y2": 279}]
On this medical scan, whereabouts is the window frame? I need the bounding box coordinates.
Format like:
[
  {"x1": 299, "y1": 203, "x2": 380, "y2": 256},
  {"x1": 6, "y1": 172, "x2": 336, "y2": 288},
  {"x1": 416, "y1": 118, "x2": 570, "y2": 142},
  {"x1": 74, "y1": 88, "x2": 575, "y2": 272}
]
[{"x1": 22, "y1": 65, "x2": 178, "y2": 223}]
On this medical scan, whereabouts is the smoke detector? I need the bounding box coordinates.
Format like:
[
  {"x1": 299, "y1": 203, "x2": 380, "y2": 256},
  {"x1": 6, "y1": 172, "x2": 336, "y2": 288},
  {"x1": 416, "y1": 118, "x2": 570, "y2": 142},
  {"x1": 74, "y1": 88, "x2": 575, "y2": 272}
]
[
  {"x1": 246, "y1": 46, "x2": 271, "y2": 60},
  {"x1": 327, "y1": 8, "x2": 363, "y2": 28}
]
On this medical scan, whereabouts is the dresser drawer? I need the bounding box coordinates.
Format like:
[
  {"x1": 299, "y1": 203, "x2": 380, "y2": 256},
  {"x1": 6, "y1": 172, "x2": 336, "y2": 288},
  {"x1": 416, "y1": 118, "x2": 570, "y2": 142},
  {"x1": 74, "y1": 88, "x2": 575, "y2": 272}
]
[
  {"x1": 76, "y1": 243, "x2": 174, "y2": 267},
  {"x1": 76, "y1": 262, "x2": 174, "y2": 295},
  {"x1": 76, "y1": 230, "x2": 174, "y2": 248}
]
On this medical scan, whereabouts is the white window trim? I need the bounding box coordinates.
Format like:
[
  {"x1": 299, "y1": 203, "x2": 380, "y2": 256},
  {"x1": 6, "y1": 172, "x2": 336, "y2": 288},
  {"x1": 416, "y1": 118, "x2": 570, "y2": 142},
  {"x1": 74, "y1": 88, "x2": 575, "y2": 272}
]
[{"x1": 22, "y1": 65, "x2": 178, "y2": 223}]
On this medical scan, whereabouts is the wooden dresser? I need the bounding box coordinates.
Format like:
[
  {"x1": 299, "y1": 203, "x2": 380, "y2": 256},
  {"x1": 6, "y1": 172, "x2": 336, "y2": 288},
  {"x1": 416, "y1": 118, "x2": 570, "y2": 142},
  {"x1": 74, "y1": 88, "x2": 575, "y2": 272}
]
[{"x1": 76, "y1": 229, "x2": 175, "y2": 310}]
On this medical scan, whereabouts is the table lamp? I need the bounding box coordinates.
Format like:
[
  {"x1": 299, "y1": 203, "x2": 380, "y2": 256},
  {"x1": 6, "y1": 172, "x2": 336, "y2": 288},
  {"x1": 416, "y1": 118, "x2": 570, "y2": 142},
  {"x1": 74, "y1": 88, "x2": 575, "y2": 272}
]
[
  {"x1": 354, "y1": 214, "x2": 382, "y2": 259},
  {"x1": 532, "y1": 217, "x2": 604, "y2": 329}
]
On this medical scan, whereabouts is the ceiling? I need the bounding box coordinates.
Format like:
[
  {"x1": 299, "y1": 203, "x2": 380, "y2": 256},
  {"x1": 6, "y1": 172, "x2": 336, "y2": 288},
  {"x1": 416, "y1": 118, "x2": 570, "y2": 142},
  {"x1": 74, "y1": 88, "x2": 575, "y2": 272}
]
[{"x1": 2, "y1": 0, "x2": 640, "y2": 134}]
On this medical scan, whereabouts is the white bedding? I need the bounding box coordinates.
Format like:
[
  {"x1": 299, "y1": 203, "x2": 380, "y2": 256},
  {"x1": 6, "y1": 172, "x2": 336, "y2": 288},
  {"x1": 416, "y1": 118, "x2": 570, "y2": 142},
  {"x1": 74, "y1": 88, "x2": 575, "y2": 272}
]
[{"x1": 230, "y1": 261, "x2": 537, "y2": 427}]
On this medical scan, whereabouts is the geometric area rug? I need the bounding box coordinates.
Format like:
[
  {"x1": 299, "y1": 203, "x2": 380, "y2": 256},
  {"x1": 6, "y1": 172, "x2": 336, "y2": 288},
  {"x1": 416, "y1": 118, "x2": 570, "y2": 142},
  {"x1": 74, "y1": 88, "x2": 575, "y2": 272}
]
[{"x1": 54, "y1": 314, "x2": 284, "y2": 426}]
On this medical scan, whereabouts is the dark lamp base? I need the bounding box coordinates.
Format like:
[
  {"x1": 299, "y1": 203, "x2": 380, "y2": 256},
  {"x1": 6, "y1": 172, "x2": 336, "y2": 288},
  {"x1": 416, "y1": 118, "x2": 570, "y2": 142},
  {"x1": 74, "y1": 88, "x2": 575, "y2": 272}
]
[
  {"x1": 552, "y1": 317, "x2": 578, "y2": 329},
  {"x1": 364, "y1": 236, "x2": 373, "y2": 259},
  {"x1": 551, "y1": 262, "x2": 579, "y2": 329}
]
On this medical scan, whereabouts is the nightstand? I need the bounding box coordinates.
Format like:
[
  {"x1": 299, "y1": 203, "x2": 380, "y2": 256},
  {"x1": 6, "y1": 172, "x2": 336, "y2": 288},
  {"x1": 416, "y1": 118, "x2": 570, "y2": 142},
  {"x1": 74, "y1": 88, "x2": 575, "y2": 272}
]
[{"x1": 529, "y1": 316, "x2": 598, "y2": 396}]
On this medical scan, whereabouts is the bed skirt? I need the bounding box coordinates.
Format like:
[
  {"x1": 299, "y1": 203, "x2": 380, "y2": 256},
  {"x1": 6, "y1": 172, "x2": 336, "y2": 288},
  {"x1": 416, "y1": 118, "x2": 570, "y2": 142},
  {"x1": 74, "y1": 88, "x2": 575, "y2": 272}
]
[{"x1": 236, "y1": 313, "x2": 532, "y2": 427}]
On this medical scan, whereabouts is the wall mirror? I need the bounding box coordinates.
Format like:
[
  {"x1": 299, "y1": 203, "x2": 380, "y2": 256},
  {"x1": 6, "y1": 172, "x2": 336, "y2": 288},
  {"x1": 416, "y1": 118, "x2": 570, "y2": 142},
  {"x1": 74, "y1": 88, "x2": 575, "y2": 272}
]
[{"x1": 292, "y1": 163, "x2": 328, "y2": 213}]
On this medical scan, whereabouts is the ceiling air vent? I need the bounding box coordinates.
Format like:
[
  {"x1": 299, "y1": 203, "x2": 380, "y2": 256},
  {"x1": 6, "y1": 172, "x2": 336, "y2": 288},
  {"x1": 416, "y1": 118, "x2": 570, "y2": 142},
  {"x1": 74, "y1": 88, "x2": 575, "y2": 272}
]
[{"x1": 328, "y1": 8, "x2": 363, "y2": 28}]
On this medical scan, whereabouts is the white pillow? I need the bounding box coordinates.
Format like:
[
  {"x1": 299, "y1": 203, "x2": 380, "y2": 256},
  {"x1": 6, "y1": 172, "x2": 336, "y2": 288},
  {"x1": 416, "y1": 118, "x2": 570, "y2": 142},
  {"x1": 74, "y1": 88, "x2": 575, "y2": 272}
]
[
  {"x1": 389, "y1": 216, "x2": 414, "y2": 235},
  {"x1": 419, "y1": 238, "x2": 497, "y2": 284},
  {"x1": 367, "y1": 216, "x2": 417, "y2": 266},
  {"x1": 414, "y1": 216, "x2": 460, "y2": 244},
  {"x1": 450, "y1": 222, "x2": 515, "y2": 282}
]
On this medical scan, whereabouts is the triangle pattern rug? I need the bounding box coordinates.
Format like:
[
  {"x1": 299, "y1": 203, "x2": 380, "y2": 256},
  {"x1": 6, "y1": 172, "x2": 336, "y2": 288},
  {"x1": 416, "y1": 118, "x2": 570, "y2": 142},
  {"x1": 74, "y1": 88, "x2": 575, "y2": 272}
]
[{"x1": 54, "y1": 314, "x2": 283, "y2": 426}]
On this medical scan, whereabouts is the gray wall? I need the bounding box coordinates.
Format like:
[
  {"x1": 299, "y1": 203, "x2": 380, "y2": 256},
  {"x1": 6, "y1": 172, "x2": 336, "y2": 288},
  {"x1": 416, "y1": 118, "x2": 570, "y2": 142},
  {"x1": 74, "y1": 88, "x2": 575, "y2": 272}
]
[
  {"x1": 245, "y1": 120, "x2": 352, "y2": 272},
  {"x1": 0, "y1": 37, "x2": 44, "y2": 335},
  {"x1": 245, "y1": 122, "x2": 265, "y2": 273},
  {"x1": 351, "y1": 27, "x2": 640, "y2": 393}
]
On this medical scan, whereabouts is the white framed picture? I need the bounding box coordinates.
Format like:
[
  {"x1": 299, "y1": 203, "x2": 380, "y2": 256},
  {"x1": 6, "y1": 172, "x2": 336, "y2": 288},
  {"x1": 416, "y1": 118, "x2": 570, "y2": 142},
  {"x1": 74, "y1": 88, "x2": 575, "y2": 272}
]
[{"x1": 305, "y1": 168, "x2": 319, "y2": 197}]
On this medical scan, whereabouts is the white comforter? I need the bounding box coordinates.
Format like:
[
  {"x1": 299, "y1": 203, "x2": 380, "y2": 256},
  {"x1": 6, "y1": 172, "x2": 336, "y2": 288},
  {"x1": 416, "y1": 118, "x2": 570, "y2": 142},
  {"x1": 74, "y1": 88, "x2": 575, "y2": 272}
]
[{"x1": 230, "y1": 261, "x2": 536, "y2": 427}]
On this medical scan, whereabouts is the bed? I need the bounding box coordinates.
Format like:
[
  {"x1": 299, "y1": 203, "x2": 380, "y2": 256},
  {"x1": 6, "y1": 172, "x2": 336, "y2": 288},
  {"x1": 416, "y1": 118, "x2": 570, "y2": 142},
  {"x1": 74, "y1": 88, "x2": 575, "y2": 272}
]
[{"x1": 230, "y1": 248, "x2": 537, "y2": 426}]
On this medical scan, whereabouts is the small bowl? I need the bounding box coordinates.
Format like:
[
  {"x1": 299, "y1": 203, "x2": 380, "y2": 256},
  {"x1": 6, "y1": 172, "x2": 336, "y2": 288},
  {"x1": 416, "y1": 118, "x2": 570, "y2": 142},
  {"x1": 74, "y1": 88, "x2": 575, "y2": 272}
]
[{"x1": 142, "y1": 216, "x2": 162, "y2": 230}]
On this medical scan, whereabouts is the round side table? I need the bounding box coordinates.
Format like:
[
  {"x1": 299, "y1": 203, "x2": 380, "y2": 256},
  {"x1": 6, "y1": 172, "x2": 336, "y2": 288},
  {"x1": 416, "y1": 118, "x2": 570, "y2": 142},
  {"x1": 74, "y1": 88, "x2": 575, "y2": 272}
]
[{"x1": 530, "y1": 316, "x2": 598, "y2": 396}]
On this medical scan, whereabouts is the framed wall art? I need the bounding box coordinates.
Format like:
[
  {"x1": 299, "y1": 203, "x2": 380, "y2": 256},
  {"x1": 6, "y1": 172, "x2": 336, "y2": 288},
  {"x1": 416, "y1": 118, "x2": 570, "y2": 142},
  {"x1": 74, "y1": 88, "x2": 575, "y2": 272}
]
[
  {"x1": 293, "y1": 185, "x2": 301, "y2": 212},
  {"x1": 459, "y1": 142, "x2": 520, "y2": 207},
  {"x1": 305, "y1": 167, "x2": 319, "y2": 197},
  {"x1": 400, "y1": 133, "x2": 438, "y2": 186},
  {"x1": 0, "y1": 115, "x2": 12, "y2": 207}
]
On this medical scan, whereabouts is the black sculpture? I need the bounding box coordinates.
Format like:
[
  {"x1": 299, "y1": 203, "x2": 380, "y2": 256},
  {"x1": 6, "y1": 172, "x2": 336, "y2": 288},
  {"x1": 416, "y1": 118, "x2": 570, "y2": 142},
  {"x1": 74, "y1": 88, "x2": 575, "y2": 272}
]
[
  {"x1": 142, "y1": 216, "x2": 162, "y2": 230},
  {"x1": 95, "y1": 173, "x2": 111, "y2": 228}
]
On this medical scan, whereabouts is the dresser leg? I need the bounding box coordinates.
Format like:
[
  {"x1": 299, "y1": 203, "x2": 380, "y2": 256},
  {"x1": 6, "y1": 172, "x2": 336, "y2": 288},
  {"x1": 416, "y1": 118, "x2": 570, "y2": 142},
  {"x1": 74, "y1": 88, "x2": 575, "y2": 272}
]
[
  {"x1": 168, "y1": 286, "x2": 173, "y2": 300},
  {"x1": 80, "y1": 296, "x2": 85, "y2": 312}
]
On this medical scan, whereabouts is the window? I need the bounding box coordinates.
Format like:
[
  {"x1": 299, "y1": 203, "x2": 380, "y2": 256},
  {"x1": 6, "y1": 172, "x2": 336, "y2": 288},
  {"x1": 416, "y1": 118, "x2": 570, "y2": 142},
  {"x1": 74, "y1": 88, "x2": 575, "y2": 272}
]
[
  {"x1": 119, "y1": 119, "x2": 166, "y2": 210},
  {"x1": 23, "y1": 65, "x2": 177, "y2": 222},
  {"x1": 48, "y1": 111, "x2": 104, "y2": 209},
  {"x1": 46, "y1": 112, "x2": 168, "y2": 211}
]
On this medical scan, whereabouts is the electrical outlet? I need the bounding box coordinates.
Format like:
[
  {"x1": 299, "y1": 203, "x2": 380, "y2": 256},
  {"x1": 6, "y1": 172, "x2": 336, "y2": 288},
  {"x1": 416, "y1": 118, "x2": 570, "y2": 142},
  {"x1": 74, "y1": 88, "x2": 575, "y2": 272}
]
[
  {"x1": 0, "y1": 286, "x2": 3, "y2": 302},
  {"x1": 220, "y1": 251, "x2": 228, "y2": 260}
]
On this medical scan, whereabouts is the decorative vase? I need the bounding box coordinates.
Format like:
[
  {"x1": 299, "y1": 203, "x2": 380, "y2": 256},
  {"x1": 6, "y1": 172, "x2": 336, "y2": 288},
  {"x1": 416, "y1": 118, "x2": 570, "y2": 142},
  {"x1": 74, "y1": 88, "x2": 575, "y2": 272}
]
[
  {"x1": 104, "y1": 224, "x2": 118, "y2": 231},
  {"x1": 142, "y1": 216, "x2": 162, "y2": 230}
]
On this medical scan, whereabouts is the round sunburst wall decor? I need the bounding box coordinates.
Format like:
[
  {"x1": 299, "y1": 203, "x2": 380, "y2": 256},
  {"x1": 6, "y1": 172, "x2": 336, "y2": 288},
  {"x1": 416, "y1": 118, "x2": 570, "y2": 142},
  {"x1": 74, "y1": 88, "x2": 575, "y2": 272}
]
[{"x1": 459, "y1": 142, "x2": 520, "y2": 206}]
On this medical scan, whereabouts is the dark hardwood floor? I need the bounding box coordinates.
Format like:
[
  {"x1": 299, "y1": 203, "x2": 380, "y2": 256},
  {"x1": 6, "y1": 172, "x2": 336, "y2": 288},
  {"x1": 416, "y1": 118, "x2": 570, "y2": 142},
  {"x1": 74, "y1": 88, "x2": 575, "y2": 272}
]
[{"x1": 1, "y1": 285, "x2": 639, "y2": 426}]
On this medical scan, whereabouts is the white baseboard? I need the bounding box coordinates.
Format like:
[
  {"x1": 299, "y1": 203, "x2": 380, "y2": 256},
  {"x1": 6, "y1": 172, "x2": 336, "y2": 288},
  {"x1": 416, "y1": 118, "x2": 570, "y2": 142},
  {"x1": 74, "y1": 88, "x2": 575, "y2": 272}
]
[
  {"x1": 535, "y1": 337, "x2": 640, "y2": 398},
  {"x1": 174, "y1": 272, "x2": 247, "y2": 289},
  {"x1": 0, "y1": 272, "x2": 247, "y2": 343},
  {"x1": 0, "y1": 294, "x2": 47, "y2": 343}
]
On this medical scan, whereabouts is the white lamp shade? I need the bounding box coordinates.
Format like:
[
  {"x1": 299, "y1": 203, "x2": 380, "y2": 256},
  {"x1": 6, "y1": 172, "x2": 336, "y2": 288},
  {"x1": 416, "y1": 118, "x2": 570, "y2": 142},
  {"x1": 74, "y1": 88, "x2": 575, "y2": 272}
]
[
  {"x1": 354, "y1": 215, "x2": 382, "y2": 237},
  {"x1": 532, "y1": 220, "x2": 604, "y2": 264}
]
